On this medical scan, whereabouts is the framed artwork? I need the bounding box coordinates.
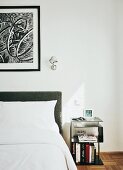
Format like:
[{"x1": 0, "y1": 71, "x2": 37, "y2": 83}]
[
  {"x1": 0, "y1": 6, "x2": 40, "y2": 71},
  {"x1": 83, "y1": 109, "x2": 93, "y2": 118}
]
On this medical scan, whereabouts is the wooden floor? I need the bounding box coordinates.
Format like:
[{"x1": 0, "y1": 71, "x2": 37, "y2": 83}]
[{"x1": 77, "y1": 152, "x2": 123, "y2": 170}]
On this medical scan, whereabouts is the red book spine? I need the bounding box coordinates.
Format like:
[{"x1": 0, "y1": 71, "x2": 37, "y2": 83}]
[{"x1": 85, "y1": 143, "x2": 90, "y2": 163}]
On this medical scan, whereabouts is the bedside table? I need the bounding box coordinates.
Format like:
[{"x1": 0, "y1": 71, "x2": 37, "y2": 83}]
[{"x1": 70, "y1": 117, "x2": 103, "y2": 165}]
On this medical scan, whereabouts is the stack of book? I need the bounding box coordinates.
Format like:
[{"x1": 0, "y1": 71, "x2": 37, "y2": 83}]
[{"x1": 72, "y1": 142, "x2": 96, "y2": 164}]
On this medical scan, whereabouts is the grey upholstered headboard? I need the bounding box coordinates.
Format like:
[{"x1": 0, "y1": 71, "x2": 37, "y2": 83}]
[{"x1": 0, "y1": 91, "x2": 62, "y2": 134}]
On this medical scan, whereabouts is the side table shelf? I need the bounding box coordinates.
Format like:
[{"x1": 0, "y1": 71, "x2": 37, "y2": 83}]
[{"x1": 70, "y1": 117, "x2": 104, "y2": 165}]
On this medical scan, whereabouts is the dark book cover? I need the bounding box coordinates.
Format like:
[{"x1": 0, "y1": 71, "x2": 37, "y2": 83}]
[
  {"x1": 81, "y1": 143, "x2": 85, "y2": 163},
  {"x1": 94, "y1": 146, "x2": 96, "y2": 163}
]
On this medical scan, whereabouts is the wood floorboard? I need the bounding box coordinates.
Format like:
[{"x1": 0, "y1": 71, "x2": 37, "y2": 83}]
[{"x1": 77, "y1": 152, "x2": 123, "y2": 170}]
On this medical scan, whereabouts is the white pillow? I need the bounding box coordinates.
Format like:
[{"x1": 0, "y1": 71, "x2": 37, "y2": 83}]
[{"x1": 0, "y1": 100, "x2": 59, "y2": 133}]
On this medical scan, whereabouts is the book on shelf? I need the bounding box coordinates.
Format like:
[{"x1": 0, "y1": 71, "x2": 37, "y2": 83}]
[
  {"x1": 89, "y1": 144, "x2": 92, "y2": 163},
  {"x1": 81, "y1": 143, "x2": 85, "y2": 163},
  {"x1": 76, "y1": 143, "x2": 81, "y2": 163},
  {"x1": 85, "y1": 143, "x2": 90, "y2": 163},
  {"x1": 72, "y1": 135, "x2": 97, "y2": 143},
  {"x1": 71, "y1": 143, "x2": 76, "y2": 162},
  {"x1": 89, "y1": 143, "x2": 95, "y2": 163},
  {"x1": 78, "y1": 135, "x2": 97, "y2": 142}
]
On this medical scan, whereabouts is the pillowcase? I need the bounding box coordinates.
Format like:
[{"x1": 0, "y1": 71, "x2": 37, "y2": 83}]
[{"x1": 0, "y1": 100, "x2": 59, "y2": 133}]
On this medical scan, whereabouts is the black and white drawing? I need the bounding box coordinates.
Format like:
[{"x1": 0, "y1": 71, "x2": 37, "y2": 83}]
[{"x1": 0, "y1": 6, "x2": 40, "y2": 71}]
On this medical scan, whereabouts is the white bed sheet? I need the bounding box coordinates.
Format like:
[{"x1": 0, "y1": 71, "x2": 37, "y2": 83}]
[{"x1": 0, "y1": 129, "x2": 77, "y2": 170}]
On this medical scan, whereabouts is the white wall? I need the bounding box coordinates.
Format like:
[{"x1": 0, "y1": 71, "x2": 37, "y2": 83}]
[{"x1": 0, "y1": 0, "x2": 121, "y2": 151}]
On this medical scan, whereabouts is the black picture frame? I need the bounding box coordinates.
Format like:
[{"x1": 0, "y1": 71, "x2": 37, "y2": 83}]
[{"x1": 0, "y1": 6, "x2": 40, "y2": 71}]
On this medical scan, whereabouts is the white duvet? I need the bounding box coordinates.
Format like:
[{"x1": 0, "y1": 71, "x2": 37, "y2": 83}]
[{"x1": 0, "y1": 129, "x2": 77, "y2": 170}]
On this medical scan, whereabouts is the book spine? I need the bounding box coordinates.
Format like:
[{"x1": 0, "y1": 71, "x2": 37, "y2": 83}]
[
  {"x1": 89, "y1": 144, "x2": 92, "y2": 163},
  {"x1": 72, "y1": 143, "x2": 76, "y2": 162},
  {"x1": 76, "y1": 143, "x2": 80, "y2": 164},
  {"x1": 94, "y1": 146, "x2": 96, "y2": 163},
  {"x1": 85, "y1": 143, "x2": 90, "y2": 163},
  {"x1": 91, "y1": 144, "x2": 95, "y2": 163},
  {"x1": 81, "y1": 143, "x2": 85, "y2": 163}
]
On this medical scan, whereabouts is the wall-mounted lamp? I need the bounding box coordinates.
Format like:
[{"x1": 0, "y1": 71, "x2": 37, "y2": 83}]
[{"x1": 49, "y1": 56, "x2": 58, "y2": 70}]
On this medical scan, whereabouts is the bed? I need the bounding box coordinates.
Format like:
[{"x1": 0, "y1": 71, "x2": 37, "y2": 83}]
[{"x1": 0, "y1": 91, "x2": 77, "y2": 170}]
